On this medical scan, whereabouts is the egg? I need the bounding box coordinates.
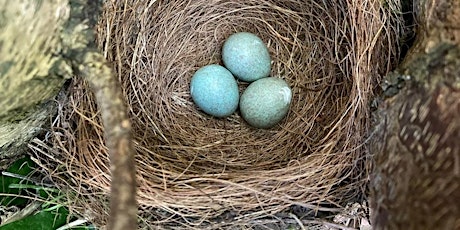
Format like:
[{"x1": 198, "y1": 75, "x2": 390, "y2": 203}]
[
  {"x1": 222, "y1": 32, "x2": 271, "y2": 82},
  {"x1": 190, "y1": 64, "x2": 239, "y2": 118},
  {"x1": 240, "y1": 77, "x2": 292, "y2": 128}
]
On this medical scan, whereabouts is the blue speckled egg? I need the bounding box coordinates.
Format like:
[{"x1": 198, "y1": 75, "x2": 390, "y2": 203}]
[
  {"x1": 222, "y1": 32, "x2": 271, "y2": 82},
  {"x1": 240, "y1": 77, "x2": 292, "y2": 128},
  {"x1": 190, "y1": 64, "x2": 239, "y2": 118}
]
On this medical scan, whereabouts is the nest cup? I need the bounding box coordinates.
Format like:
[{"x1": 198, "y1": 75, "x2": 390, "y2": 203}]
[{"x1": 37, "y1": 0, "x2": 401, "y2": 228}]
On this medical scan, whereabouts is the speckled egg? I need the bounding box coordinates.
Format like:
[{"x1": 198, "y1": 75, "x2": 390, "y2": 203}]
[
  {"x1": 190, "y1": 64, "x2": 239, "y2": 118},
  {"x1": 240, "y1": 77, "x2": 292, "y2": 128},
  {"x1": 222, "y1": 32, "x2": 271, "y2": 82}
]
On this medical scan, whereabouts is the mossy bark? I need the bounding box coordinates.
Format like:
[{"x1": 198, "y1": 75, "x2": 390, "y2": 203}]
[
  {"x1": 0, "y1": 0, "x2": 70, "y2": 161},
  {"x1": 370, "y1": 0, "x2": 460, "y2": 229}
]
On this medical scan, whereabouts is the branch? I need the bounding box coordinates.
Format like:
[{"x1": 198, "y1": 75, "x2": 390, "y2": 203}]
[{"x1": 76, "y1": 51, "x2": 137, "y2": 230}]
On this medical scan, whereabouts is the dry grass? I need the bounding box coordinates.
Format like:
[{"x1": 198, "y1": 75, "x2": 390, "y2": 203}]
[{"x1": 32, "y1": 0, "x2": 403, "y2": 228}]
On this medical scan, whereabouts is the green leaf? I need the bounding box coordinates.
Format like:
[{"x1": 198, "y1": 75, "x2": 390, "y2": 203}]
[
  {"x1": 0, "y1": 206, "x2": 69, "y2": 230},
  {"x1": 0, "y1": 157, "x2": 37, "y2": 206}
]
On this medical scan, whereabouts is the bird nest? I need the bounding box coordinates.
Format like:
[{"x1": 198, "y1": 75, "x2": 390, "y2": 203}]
[{"x1": 33, "y1": 0, "x2": 402, "y2": 228}]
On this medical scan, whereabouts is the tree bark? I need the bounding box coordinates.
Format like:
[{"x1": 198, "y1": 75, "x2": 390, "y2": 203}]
[
  {"x1": 0, "y1": 1, "x2": 137, "y2": 229},
  {"x1": 370, "y1": 0, "x2": 460, "y2": 229},
  {"x1": 0, "y1": 0, "x2": 70, "y2": 163}
]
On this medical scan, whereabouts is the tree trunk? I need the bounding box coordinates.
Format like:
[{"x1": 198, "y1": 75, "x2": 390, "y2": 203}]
[
  {"x1": 0, "y1": 0, "x2": 70, "y2": 164},
  {"x1": 370, "y1": 0, "x2": 460, "y2": 229}
]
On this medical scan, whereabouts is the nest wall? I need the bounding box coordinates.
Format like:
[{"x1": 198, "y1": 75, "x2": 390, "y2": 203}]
[{"x1": 34, "y1": 0, "x2": 403, "y2": 228}]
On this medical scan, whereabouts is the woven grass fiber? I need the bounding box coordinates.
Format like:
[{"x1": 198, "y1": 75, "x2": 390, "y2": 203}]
[{"x1": 33, "y1": 0, "x2": 403, "y2": 228}]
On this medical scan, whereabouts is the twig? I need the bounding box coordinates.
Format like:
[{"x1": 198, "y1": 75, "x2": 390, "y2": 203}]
[
  {"x1": 76, "y1": 51, "x2": 137, "y2": 230},
  {"x1": 1, "y1": 201, "x2": 41, "y2": 226}
]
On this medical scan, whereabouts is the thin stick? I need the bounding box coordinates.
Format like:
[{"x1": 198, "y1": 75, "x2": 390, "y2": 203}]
[{"x1": 76, "y1": 51, "x2": 137, "y2": 230}]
